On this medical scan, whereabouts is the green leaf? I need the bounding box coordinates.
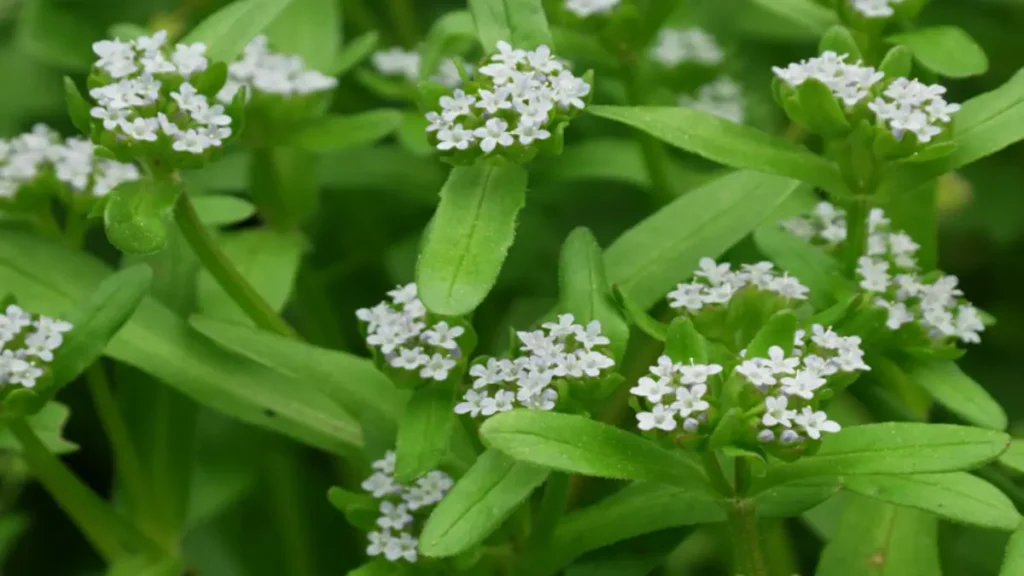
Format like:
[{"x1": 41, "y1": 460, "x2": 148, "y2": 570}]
[
  {"x1": 0, "y1": 402, "x2": 78, "y2": 454},
  {"x1": 753, "y1": 476, "x2": 842, "y2": 518},
  {"x1": 108, "y1": 22, "x2": 150, "y2": 41},
  {"x1": 196, "y1": 228, "x2": 305, "y2": 324},
  {"x1": 999, "y1": 439, "x2": 1024, "y2": 474},
  {"x1": 416, "y1": 163, "x2": 528, "y2": 316},
  {"x1": 759, "y1": 423, "x2": 1010, "y2": 488},
  {"x1": 815, "y1": 495, "x2": 941, "y2": 576},
  {"x1": 107, "y1": 555, "x2": 184, "y2": 576},
  {"x1": 888, "y1": 26, "x2": 988, "y2": 79},
  {"x1": 49, "y1": 265, "x2": 152, "y2": 390},
  {"x1": 665, "y1": 317, "x2": 708, "y2": 364},
  {"x1": 63, "y1": 77, "x2": 92, "y2": 135},
  {"x1": 265, "y1": 0, "x2": 340, "y2": 72},
  {"x1": 183, "y1": 0, "x2": 295, "y2": 63},
  {"x1": 880, "y1": 68, "x2": 1024, "y2": 196},
  {"x1": 748, "y1": 0, "x2": 839, "y2": 37},
  {"x1": 590, "y1": 107, "x2": 845, "y2": 194},
  {"x1": 15, "y1": 0, "x2": 97, "y2": 71},
  {"x1": 287, "y1": 110, "x2": 403, "y2": 152},
  {"x1": 541, "y1": 481, "x2": 725, "y2": 574},
  {"x1": 420, "y1": 449, "x2": 549, "y2": 557},
  {"x1": 796, "y1": 79, "x2": 852, "y2": 137},
  {"x1": 468, "y1": 0, "x2": 552, "y2": 51},
  {"x1": 905, "y1": 359, "x2": 1007, "y2": 430},
  {"x1": 479, "y1": 411, "x2": 712, "y2": 491},
  {"x1": 558, "y1": 228, "x2": 629, "y2": 362},
  {"x1": 1001, "y1": 526, "x2": 1024, "y2": 576},
  {"x1": 753, "y1": 223, "x2": 851, "y2": 308},
  {"x1": 819, "y1": 26, "x2": 862, "y2": 61},
  {"x1": 879, "y1": 45, "x2": 914, "y2": 79},
  {"x1": 745, "y1": 310, "x2": 798, "y2": 358},
  {"x1": 191, "y1": 195, "x2": 257, "y2": 228},
  {"x1": 613, "y1": 286, "x2": 668, "y2": 341},
  {"x1": 606, "y1": 171, "x2": 803, "y2": 310},
  {"x1": 0, "y1": 231, "x2": 362, "y2": 455},
  {"x1": 843, "y1": 473, "x2": 1021, "y2": 531},
  {"x1": 394, "y1": 386, "x2": 457, "y2": 483},
  {"x1": 420, "y1": 10, "x2": 477, "y2": 80},
  {"x1": 330, "y1": 31, "x2": 379, "y2": 77},
  {"x1": 103, "y1": 180, "x2": 184, "y2": 255}
]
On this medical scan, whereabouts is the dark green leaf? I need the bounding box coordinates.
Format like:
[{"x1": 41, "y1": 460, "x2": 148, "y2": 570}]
[
  {"x1": 888, "y1": 26, "x2": 988, "y2": 79},
  {"x1": 0, "y1": 402, "x2": 77, "y2": 454},
  {"x1": 191, "y1": 195, "x2": 257, "y2": 228},
  {"x1": 395, "y1": 386, "x2": 457, "y2": 483},
  {"x1": 330, "y1": 32, "x2": 379, "y2": 77},
  {"x1": 420, "y1": 449, "x2": 549, "y2": 557},
  {"x1": 104, "y1": 180, "x2": 184, "y2": 255},
  {"x1": 999, "y1": 440, "x2": 1024, "y2": 475},
  {"x1": 905, "y1": 359, "x2": 1007, "y2": 430},
  {"x1": 183, "y1": 0, "x2": 295, "y2": 63},
  {"x1": 63, "y1": 77, "x2": 92, "y2": 135},
  {"x1": 265, "y1": 0, "x2": 340, "y2": 72},
  {"x1": 558, "y1": 228, "x2": 629, "y2": 362},
  {"x1": 468, "y1": 0, "x2": 552, "y2": 51},
  {"x1": 479, "y1": 411, "x2": 712, "y2": 491},
  {"x1": 416, "y1": 163, "x2": 528, "y2": 316},
  {"x1": 287, "y1": 110, "x2": 403, "y2": 152}
]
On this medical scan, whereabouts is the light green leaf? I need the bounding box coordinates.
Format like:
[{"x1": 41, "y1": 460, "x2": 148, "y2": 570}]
[
  {"x1": 754, "y1": 222, "x2": 851, "y2": 308},
  {"x1": 537, "y1": 138, "x2": 719, "y2": 190},
  {"x1": 905, "y1": 359, "x2": 1007, "y2": 430},
  {"x1": 347, "y1": 559, "x2": 407, "y2": 576},
  {"x1": 843, "y1": 473, "x2": 1020, "y2": 531},
  {"x1": 888, "y1": 26, "x2": 988, "y2": 79},
  {"x1": 880, "y1": 68, "x2": 1024, "y2": 195},
  {"x1": 108, "y1": 23, "x2": 150, "y2": 41},
  {"x1": 479, "y1": 411, "x2": 712, "y2": 491},
  {"x1": 558, "y1": 228, "x2": 629, "y2": 362},
  {"x1": 63, "y1": 77, "x2": 92, "y2": 135},
  {"x1": 605, "y1": 171, "x2": 803, "y2": 310},
  {"x1": 416, "y1": 163, "x2": 528, "y2": 316},
  {"x1": 330, "y1": 31, "x2": 380, "y2": 77},
  {"x1": 613, "y1": 286, "x2": 668, "y2": 341},
  {"x1": 468, "y1": 0, "x2": 552, "y2": 51},
  {"x1": 197, "y1": 228, "x2": 305, "y2": 324},
  {"x1": 664, "y1": 317, "x2": 709, "y2": 364},
  {"x1": 287, "y1": 110, "x2": 403, "y2": 152},
  {"x1": 183, "y1": 0, "x2": 295, "y2": 63},
  {"x1": 104, "y1": 180, "x2": 184, "y2": 255},
  {"x1": 759, "y1": 423, "x2": 1010, "y2": 488},
  {"x1": 265, "y1": 0, "x2": 340, "y2": 72},
  {"x1": 589, "y1": 106, "x2": 846, "y2": 194},
  {"x1": 1001, "y1": 526, "x2": 1024, "y2": 576},
  {"x1": 0, "y1": 231, "x2": 362, "y2": 455},
  {"x1": 999, "y1": 439, "x2": 1024, "y2": 475},
  {"x1": 420, "y1": 449, "x2": 549, "y2": 557},
  {"x1": 541, "y1": 481, "x2": 725, "y2": 574},
  {"x1": 748, "y1": 0, "x2": 839, "y2": 38},
  {"x1": 816, "y1": 495, "x2": 941, "y2": 576},
  {"x1": 745, "y1": 310, "x2": 798, "y2": 358},
  {"x1": 191, "y1": 195, "x2": 257, "y2": 228},
  {"x1": 395, "y1": 386, "x2": 457, "y2": 483},
  {"x1": 0, "y1": 402, "x2": 78, "y2": 454}
]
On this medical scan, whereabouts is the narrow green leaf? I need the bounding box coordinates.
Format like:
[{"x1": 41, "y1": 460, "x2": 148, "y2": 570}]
[
  {"x1": 606, "y1": 171, "x2": 803, "y2": 310},
  {"x1": 420, "y1": 449, "x2": 549, "y2": 557},
  {"x1": 589, "y1": 107, "x2": 846, "y2": 194},
  {"x1": 745, "y1": 310, "x2": 798, "y2": 358},
  {"x1": 905, "y1": 359, "x2": 1007, "y2": 430},
  {"x1": 816, "y1": 495, "x2": 941, "y2": 576},
  {"x1": 63, "y1": 77, "x2": 92, "y2": 135},
  {"x1": 287, "y1": 110, "x2": 403, "y2": 152},
  {"x1": 541, "y1": 482, "x2": 725, "y2": 574},
  {"x1": 468, "y1": 0, "x2": 552, "y2": 51},
  {"x1": 558, "y1": 228, "x2": 629, "y2": 361},
  {"x1": 103, "y1": 180, "x2": 184, "y2": 255},
  {"x1": 479, "y1": 411, "x2": 712, "y2": 492},
  {"x1": 748, "y1": 0, "x2": 839, "y2": 37},
  {"x1": 752, "y1": 476, "x2": 842, "y2": 519},
  {"x1": 191, "y1": 195, "x2": 257, "y2": 227},
  {"x1": 753, "y1": 223, "x2": 851, "y2": 308},
  {"x1": 416, "y1": 163, "x2": 528, "y2": 316},
  {"x1": 265, "y1": 0, "x2": 340, "y2": 72},
  {"x1": 196, "y1": 228, "x2": 305, "y2": 324},
  {"x1": 999, "y1": 439, "x2": 1024, "y2": 474},
  {"x1": 1001, "y1": 526, "x2": 1024, "y2": 576},
  {"x1": 183, "y1": 0, "x2": 295, "y2": 63},
  {"x1": 613, "y1": 286, "x2": 668, "y2": 341},
  {"x1": 0, "y1": 402, "x2": 78, "y2": 454},
  {"x1": 843, "y1": 473, "x2": 1021, "y2": 531},
  {"x1": 330, "y1": 31, "x2": 379, "y2": 77},
  {"x1": 888, "y1": 26, "x2": 989, "y2": 79},
  {"x1": 759, "y1": 423, "x2": 1010, "y2": 488},
  {"x1": 395, "y1": 386, "x2": 457, "y2": 483},
  {"x1": 347, "y1": 559, "x2": 407, "y2": 576},
  {"x1": 665, "y1": 317, "x2": 708, "y2": 364},
  {"x1": 420, "y1": 10, "x2": 478, "y2": 79},
  {"x1": 50, "y1": 265, "x2": 152, "y2": 390}
]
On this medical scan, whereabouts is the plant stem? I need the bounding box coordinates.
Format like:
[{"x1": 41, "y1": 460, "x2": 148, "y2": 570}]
[
  {"x1": 173, "y1": 191, "x2": 298, "y2": 339},
  {"x1": 8, "y1": 418, "x2": 160, "y2": 562},
  {"x1": 843, "y1": 195, "x2": 870, "y2": 274},
  {"x1": 728, "y1": 498, "x2": 769, "y2": 576},
  {"x1": 266, "y1": 446, "x2": 316, "y2": 576},
  {"x1": 528, "y1": 472, "x2": 572, "y2": 550},
  {"x1": 386, "y1": 0, "x2": 419, "y2": 48},
  {"x1": 622, "y1": 62, "x2": 675, "y2": 203}
]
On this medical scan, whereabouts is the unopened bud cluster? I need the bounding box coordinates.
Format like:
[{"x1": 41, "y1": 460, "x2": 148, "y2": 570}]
[
  {"x1": 360, "y1": 451, "x2": 452, "y2": 564},
  {"x1": 457, "y1": 314, "x2": 615, "y2": 418},
  {"x1": 0, "y1": 305, "x2": 72, "y2": 389}
]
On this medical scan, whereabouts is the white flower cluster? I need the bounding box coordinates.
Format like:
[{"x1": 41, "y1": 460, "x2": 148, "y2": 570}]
[
  {"x1": 773, "y1": 51, "x2": 884, "y2": 107},
  {"x1": 0, "y1": 125, "x2": 139, "y2": 199},
  {"x1": 852, "y1": 0, "x2": 904, "y2": 18},
  {"x1": 782, "y1": 202, "x2": 985, "y2": 344},
  {"x1": 867, "y1": 78, "x2": 960, "y2": 144},
  {"x1": 739, "y1": 325, "x2": 869, "y2": 443},
  {"x1": 650, "y1": 28, "x2": 725, "y2": 68},
  {"x1": 356, "y1": 284, "x2": 465, "y2": 382},
  {"x1": 679, "y1": 77, "x2": 746, "y2": 124},
  {"x1": 217, "y1": 35, "x2": 337, "y2": 103},
  {"x1": 631, "y1": 355, "x2": 721, "y2": 432},
  {"x1": 370, "y1": 48, "x2": 468, "y2": 89},
  {"x1": 360, "y1": 451, "x2": 453, "y2": 564},
  {"x1": 667, "y1": 258, "x2": 810, "y2": 313},
  {"x1": 456, "y1": 314, "x2": 615, "y2": 419},
  {"x1": 565, "y1": 0, "x2": 621, "y2": 18},
  {"x1": 0, "y1": 305, "x2": 73, "y2": 388},
  {"x1": 425, "y1": 41, "x2": 591, "y2": 153},
  {"x1": 89, "y1": 31, "x2": 231, "y2": 154}
]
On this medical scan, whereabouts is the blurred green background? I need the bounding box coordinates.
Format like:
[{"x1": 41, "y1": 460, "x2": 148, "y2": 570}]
[{"x1": 1, "y1": 0, "x2": 1022, "y2": 574}]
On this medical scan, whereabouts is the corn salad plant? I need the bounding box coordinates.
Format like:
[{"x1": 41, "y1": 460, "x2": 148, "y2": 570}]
[{"x1": 1, "y1": 0, "x2": 1024, "y2": 574}]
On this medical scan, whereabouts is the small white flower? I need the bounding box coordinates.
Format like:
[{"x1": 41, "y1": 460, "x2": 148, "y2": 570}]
[
  {"x1": 780, "y1": 370, "x2": 826, "y2": 400},
  {"x1": 636, "y1": 404, "x2": 677, "y2": 432},
  {"x1": 766, "y1": 346, "x2": 800, "y2": 375},
  {"x1": 678, "y1": 361, "x2": 723, "y2": 385},
  {"x1": 649, "y1": 355, "x2": 677, "y2": 381},
  {"x1": 470, "y1": 358, "x2": 504, "y2": 389},
  {"x1": 420, "y1": 353, "x2": 456, "y2": 381},
  {"x1": 762, "y1": 396, "x2": 795, "y2": 428},
  {"x1": 481, "y1": 390, "x2": 516, "y2": 415},
  {"x1": 119, "y1": 117, "x2": 159, "y2": 142},
  {"x1": 390, "y1": 346, "x2": 429, "y2": 370},
  {"x1": 422, "y1": 321, "x2": 464, "y2": 350},
  {"x1": 671, "y1": 384, "x2": 710, "y2": 418},
  {"x1": 573, "y1": 320, "x2": 610, "y2": 349},
  {"x1": 473, "y1": 118, "x2": 515, "y2": 153},
  {"x1": 377, "y1": 501, "x2": 413, "y2": 530},
  {"x1": 543, "y1": 314, "x2": 579, "y2": 339},
  {"x1": 439, "y1": 89, "x2": 476, "y2": 121},
  {"x1": 630, "y1": 376, "x2": 675, "y2": 403},
  {"x1": 512, "y1": 122, "x2": 551, "y2": 146},
  {"x1": 794, "y1": 407, "x2": 841, "y2": 440},
  {"x1": 372, "y1": 451, "x2": 397, "y2": 474},
  {"x1": 367, "y1": 531, "x2": 392, "y2": 557},
  {"x1": 361, "y1": 472, "x2": 398, "y2": 498},
  {"x1": 668, "y1": 283, "x2": 704, "y2": 311},
  {"x1": 578, "y1": 350, "x2": 615, "y2": 377},
  {"x1": 475, "y1": 87, "x2": 513, "y2": 114},
  {"x1": 171, "y1": 43, "x2": 208, "y2": 77},
  {"x1": 455, "y1": 389, "x2": 488, "y2": 417},
  {"x1": 436, "y1": 124, "x2": 475, "y2": 151},
  {"x1": 736, "y1": 359, "x2": 776, "y2": 388}
]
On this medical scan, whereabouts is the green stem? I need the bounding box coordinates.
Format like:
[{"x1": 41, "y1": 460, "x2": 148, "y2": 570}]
[
  {"x1": 622, "y1": 62, "x2": 675, "y2": 203},
  {"x1": 728, "y1": 499, "x2": 769, "y2": 576},
  {"x1": 266, "y1": 447, "x2": 316, "y2": 576},
  {"x1": 843, "y1": 196, "x2": 870, "y2": 274},
  {"x1": 173, "y1": 191, "x2": 298, "y2": 339},
  {"x1": 528, "y1": 472, "x2": 572, "y2": 550},
  {"x1": 8, "y1": 418, "x2": 160, "y2": 562},
  {"x1": 386, "y1": 0, "x2": 419, "y2": 48}
]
